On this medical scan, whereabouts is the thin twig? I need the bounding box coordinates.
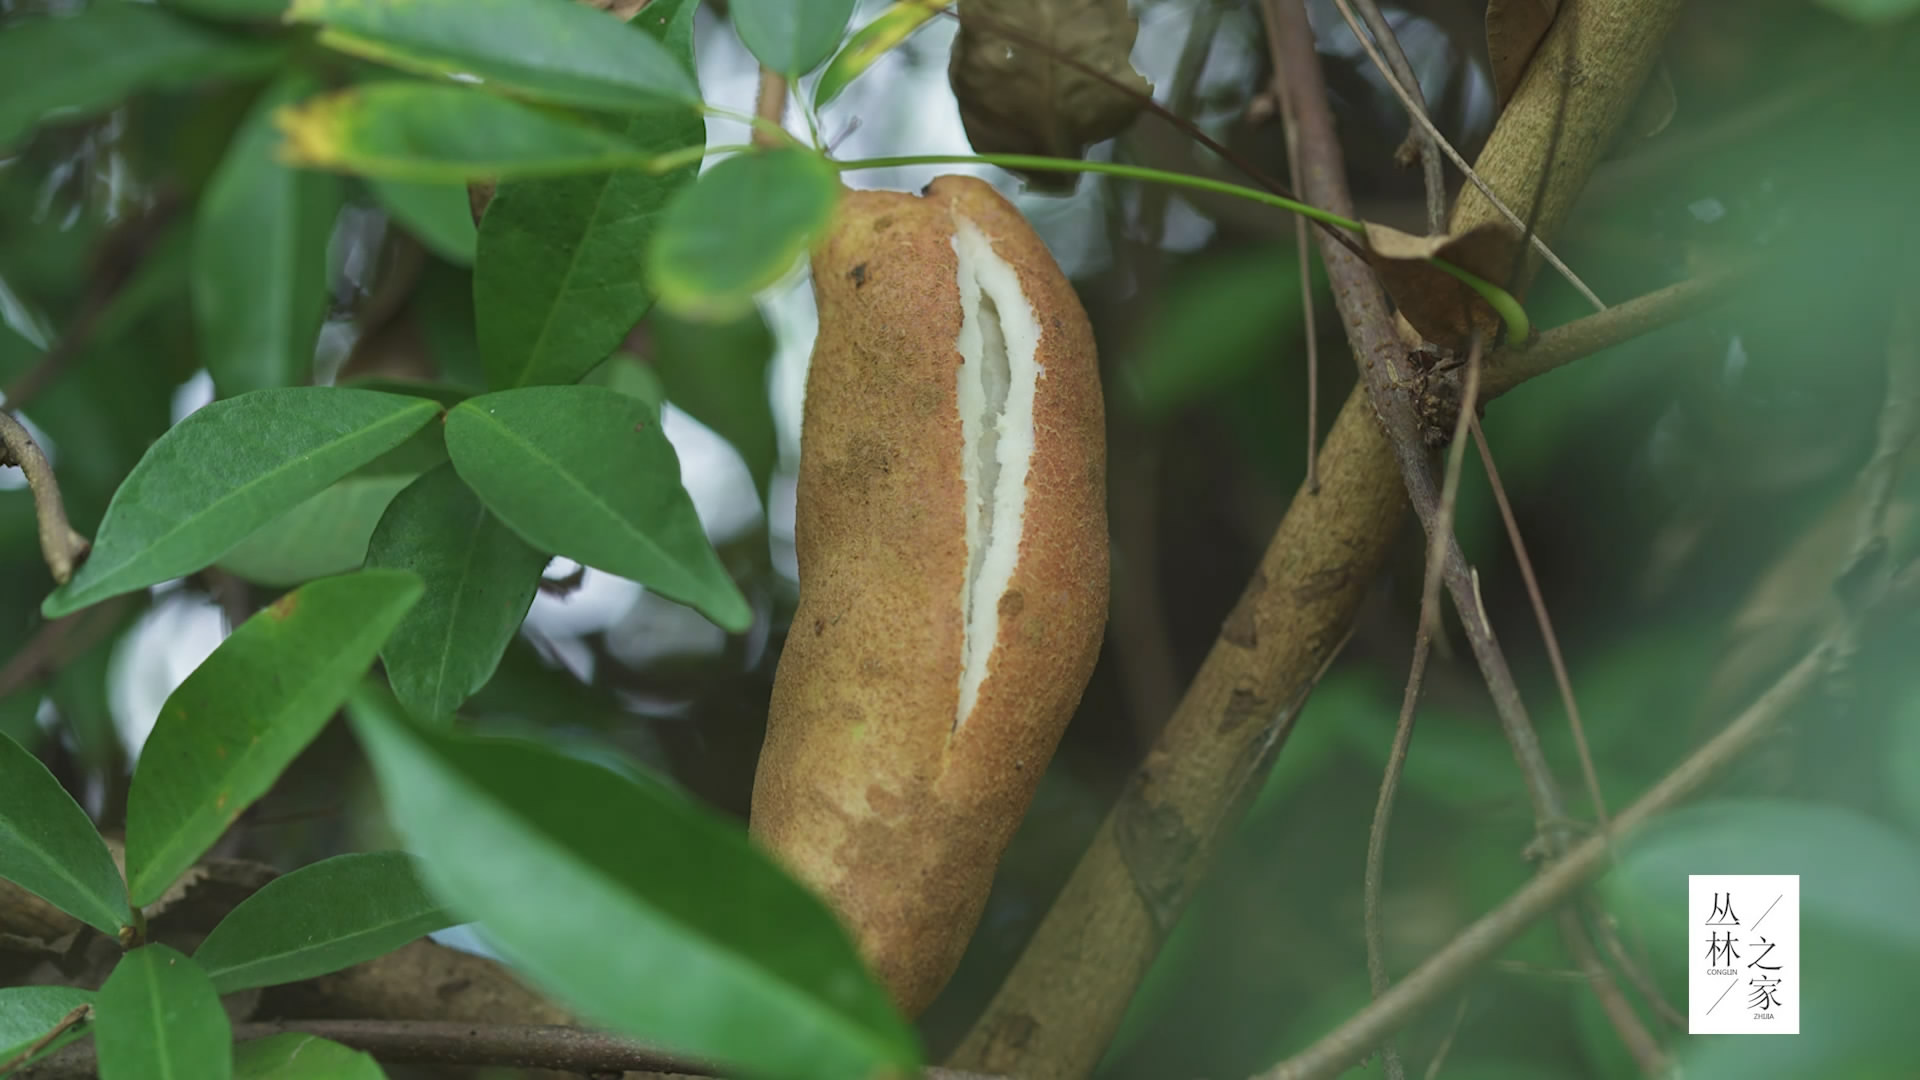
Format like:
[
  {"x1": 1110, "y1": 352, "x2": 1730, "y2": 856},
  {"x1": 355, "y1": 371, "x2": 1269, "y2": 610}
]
[
  {"x1": 1363, "y1": 622, "x2": 1433, "y2": 1080},
  {"x1": 1340, "y1": 0, "x2": 1445, "y2": 233},
  {"x1": 0, "y1": 597, "x2": 129, "y2": 700},
  {"x1": 1261, "y1": 0, "x2": 1323, "y2": 492},
  {"x1": 1418, "y1": 336, "x2": 1484, "y2": 640},
  {"x1": 1258, "y1": 634, "x2": 1838, "y2": 1080},
  {"x1": 0, "y1": 411, "x2": 90, "y2": 584},
  {"x1": 0, "y1": 1005, "x2": 89, "y2": 1076},
  {"x1": 1265, "y1": 3, "x2": 1665, "y2": 1071},
  {"x1": 1422, "y1": 995, "x2": 1470, "y2": 1080},
  {"x1": 1328, "y1": 0, "x2": 1603, "y2": 311},
  {"x1": 14, "y1": 1019, "x2": 995, "y2": 1080},
  {"x1": 1470, "y1": 417, "x2": 1607, "y2": 832}
]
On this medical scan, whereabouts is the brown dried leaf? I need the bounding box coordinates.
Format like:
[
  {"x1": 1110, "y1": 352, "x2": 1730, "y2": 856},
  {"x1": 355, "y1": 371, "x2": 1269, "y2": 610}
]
[
  {"x1": 1361, "y1": 220, "x2": 1518, "y2": 350},
  {"x1": 1486, "y1": 0, "x2": 1561, "y2": 110},
  {"x1": 948, "y1": 0, "x2": 1152, "y2": 193}
]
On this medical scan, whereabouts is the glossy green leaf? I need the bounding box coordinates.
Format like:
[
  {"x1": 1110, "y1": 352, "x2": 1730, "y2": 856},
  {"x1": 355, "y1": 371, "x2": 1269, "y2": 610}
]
[
  {"x1": 42, "y1": 388, "x2": 440, "y2": 619},
  {"x1": 275, "y1": 83, "x2": 665, "y2": 185},
  {"x1": 731, "y1": 0, "x2": 857, "y2": 77},
  {"x1": 814, "y1": 0, "x2": 943, "y2": 111},
  {"x1": 364, "y1": 464, "x2": 547, "y2": 722},
  {"x1": 94, "y1": 945, "x2": 231, "y2": 1080},
  {"x1": 287, "y1": 0, "x2": 699, "y2": 110},
  {"x1": 195, "y1": 69, "x2": 346, "y2": 397},
  {"x1": 234, "y1": 1034, "x2": 388, "y2": 1080},
  {"x1": 124, "y1": 570, "x2": 424, "y2": 906},
  {"x1": 473, "y1": 0, "x2": 703, "y2": 390},
  {"x1": 445, "y1": 386, "x2": 750, "y2": 632},
  {"x1": 0, "y1": 731, "x2": 130, "y2": 936},
  {"x1": 217, "y1": 473, "x2": 419, "y2": 587},
  {"x1": 220, "y1": 472, "x2": 424, "y2": 588},
  {"x1": 347, "y1": 685, "x2": 921, "y2": 1080},
  {"x1": 650, "y1": 149, "x2": 841, "y2": 320},
  {"x1": 0, "y1": 986, "x2": 93, "y2": 1066},
  {"x1": 195, "y1": 851, "x2": 456, "y2": 993},
  {"x1": 367, "y1": 179, "x2": 477, "y2": 265},
  {"x1": 0, "y1": 2, "x2": 283, "y2": 150},
  {"x1": 650, "y1": 305, "x2": 779, "y2": 500}
]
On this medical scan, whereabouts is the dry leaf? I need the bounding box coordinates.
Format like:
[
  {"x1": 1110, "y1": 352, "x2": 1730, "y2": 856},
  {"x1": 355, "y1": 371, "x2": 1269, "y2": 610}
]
[
  {"x1": 1485, "y1": 0, "x2": 1561, "y2": 111},
  {"x1": 948, "y1": 0, "x2": 1152, "y2": 193},
  {"x1": 1361, "y1": 220, "x2": 1518, "y2": 351}
]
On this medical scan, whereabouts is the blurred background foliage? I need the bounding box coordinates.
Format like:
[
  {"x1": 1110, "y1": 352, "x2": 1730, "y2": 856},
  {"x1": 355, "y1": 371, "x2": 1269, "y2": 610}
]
[{"x1": 2, "y1": 0, "x2": 1918, "y2": 1077}]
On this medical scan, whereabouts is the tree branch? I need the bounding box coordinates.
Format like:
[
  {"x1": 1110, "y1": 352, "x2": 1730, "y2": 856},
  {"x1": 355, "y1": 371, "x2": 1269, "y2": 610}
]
[
  {"x1": 16, "y1": 1019, "x2": 997, "y2": 1080},
  {"x1": 0, "y1": 411, "x2": 90, "y2": 585},
  {"x1": 949, "y1": 1, "x2": 1690, "y2": 1075},
  {"x1": 1257, "y1": 626, "x2": 1840, "y2": 1080}
]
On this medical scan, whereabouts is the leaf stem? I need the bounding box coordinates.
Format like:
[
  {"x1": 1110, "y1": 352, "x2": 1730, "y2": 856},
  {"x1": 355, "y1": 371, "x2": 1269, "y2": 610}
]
[{"x1": 830, "y1": 152, "x2": 1529, "y2": 344}]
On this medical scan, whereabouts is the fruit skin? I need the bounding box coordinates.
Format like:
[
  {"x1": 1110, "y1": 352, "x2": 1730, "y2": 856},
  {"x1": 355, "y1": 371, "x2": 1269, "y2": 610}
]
[{"x1": 751, "y1": 175, "x2": 1109, "y2": 1017}]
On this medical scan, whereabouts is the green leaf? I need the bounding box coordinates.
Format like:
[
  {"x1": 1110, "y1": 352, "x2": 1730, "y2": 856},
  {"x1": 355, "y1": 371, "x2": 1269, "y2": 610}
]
[
  {"x1": 94, "y1": 945, "x2": 231, "y2": 1080},
  {"x1": 473, "y1": 0, "x2": 704, "y2": 390},
  {"x1": 0, "y1": 2, "x2": 284, "y2": 151},
  {"x1": 366, "y1": 179, "x2": 477, "y2": 265},
  {"x1": 1890, "y1": 687, "x2": 1920, "y2": 837},
  {"x1": 364, "y1": 465, "x2": 547, "y2": 723},
  {"x1": 234, "y1": 1034, "x2": 388, "y2": 1080},
  {"x1": 217, "y1": 473, "x2": 420, "y2": 588},
  {"x1": 445, "y1": 386, "x2": 750, "y2": 632},
  {"x1": 42, "y1": 388, "x2": 440, "y2": 619},
  {"x1": 0, "y1": 986, "x2": 93, "y2": 1066},
  {"x1": 194, "y1": 851, "x2": 456, "y2": 993},
  {"x1": 731, "y1": 0, "x2": 857, "y2": 77},
  {"x1": 287, "y1": 0, "x2": 699, "y2": 111},
  {"x1": 814, "y1": 0, "x2": 944, "y2": 111},
  {"x1": 650, "y1": 305, "x2": 779, "y2": 501},
  {"x1": 194, "y1": 69, "x2": 346, "y2": 398},
  {"x1": 276, "y1": 82, "x2": 668, "y2": 184},
  {"x1": 346, "y1": 685, "x2": 921, "y2": 1080},
  {"x1": 0, "y1": 731, "x2": 130, "y2": 936},
  {"x1": 1813, "y1": 0, "x2": 1920, "y2": 24},
  {"x1": 124, "y1": 570, "x2": 424, "y2": 907},
  {"x1": 649, "y1": 149, "x2": 842, "y2": 320}
]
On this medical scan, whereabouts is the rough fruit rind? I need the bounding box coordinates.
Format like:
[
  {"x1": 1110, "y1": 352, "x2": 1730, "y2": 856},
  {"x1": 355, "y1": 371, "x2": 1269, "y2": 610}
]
[{"x1": 751, "y1": 175, "x2": 1109, "y2": 1016}]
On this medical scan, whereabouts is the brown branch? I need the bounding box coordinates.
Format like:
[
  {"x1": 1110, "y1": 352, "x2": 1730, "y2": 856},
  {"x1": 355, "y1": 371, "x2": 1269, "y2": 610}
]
[
  {"x1": 948, "y1": 1, "x2": 1690, "y2": 1075},
  {"x1": 16, "y1": 1019, "x2": 997, "y2": 1080},
  {"x1": 0, "y1": 411, "x2": 90, "y2": 585},
  {"x1": 1481, "y1": 265, "x2": 1754, "y2": 401},
  {"x1": 1266, "y1": 0, "x2": 1669, "y2": 1071},
  {"x1": 1257, "y1": 631, "x2": 1837, "y2": 1080},
  {"x1": 0, "y1": 1005, "x2": 89, "y2": 1076}
]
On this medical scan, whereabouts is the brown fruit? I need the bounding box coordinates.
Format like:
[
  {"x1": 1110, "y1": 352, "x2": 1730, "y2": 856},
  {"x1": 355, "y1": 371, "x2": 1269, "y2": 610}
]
[{"x1": 750, "y1": 175, "x2": 1109, "y2": 1016}]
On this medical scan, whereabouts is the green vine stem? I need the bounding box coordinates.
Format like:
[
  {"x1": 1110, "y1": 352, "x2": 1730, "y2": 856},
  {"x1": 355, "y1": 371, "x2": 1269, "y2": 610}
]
[{"x1": 833, "y1": 152, "x2": 1531, "y2": 346}]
